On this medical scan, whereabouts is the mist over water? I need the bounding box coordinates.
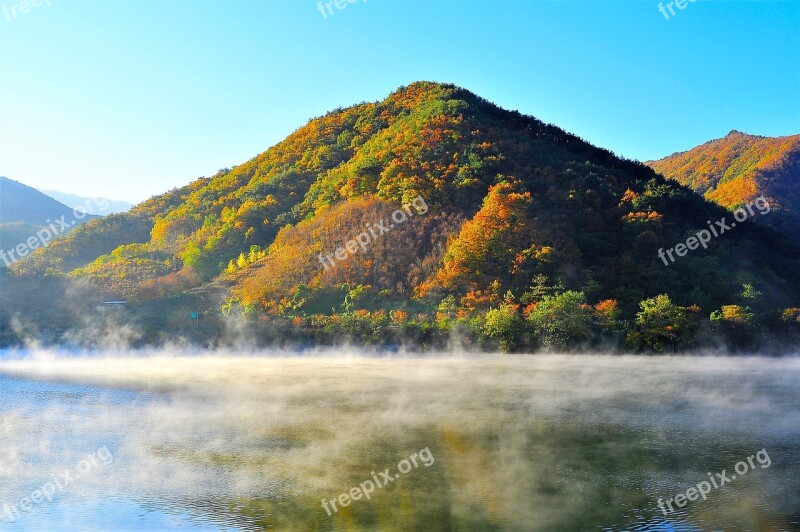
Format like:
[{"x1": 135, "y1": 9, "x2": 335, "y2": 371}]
[{"x1": 1, "y1": 349, "x2": 798, "y2": 530}]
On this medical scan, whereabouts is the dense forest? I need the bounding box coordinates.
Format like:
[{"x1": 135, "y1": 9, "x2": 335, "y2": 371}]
[{"x1": 3, "y1": 82, "x2": 800, "y2": 352}]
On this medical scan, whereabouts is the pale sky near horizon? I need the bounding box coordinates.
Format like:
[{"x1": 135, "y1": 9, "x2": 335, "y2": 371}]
[{"x1": 1, "y1": 0, "x2": 798, "y2": 204}]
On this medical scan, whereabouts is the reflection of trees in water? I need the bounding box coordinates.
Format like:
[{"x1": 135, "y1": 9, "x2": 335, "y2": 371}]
[{"x1": 2, "y1": 356, "x2": 798, "y2": 530}]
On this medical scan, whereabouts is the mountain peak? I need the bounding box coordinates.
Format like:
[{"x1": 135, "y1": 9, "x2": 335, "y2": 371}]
[
  {"x1": 725, "y1": 129, "x2": 751, "y2": 138},
  {"x1": 386, "y1": 81, "x2": 474, "y2": 110},
  {"x1": 723, "y1": 130, "x2": 770, "y2": 141}
]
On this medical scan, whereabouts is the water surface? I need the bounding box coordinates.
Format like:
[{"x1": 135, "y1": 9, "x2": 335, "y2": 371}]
[{"x1": 0, "y1": 352, "x2": 798, "y2": 530}]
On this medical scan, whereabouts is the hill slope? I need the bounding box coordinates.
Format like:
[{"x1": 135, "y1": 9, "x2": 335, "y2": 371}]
[
  {"x1": 647, "y1": 131, "x2": 800, "y2": 239},
  {"x1": 5, "y1": 83, "x2": 800, "y2": 350}
]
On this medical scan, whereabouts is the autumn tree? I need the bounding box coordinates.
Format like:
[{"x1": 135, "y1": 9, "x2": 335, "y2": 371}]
[{"x1": 627, "y1": 295, "x2": 695, "y2": 352}]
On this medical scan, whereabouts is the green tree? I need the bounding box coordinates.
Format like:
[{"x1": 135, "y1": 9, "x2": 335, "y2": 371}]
[
  {"x1": 521, "y1": 274, "x2": 564, "y2": 304},
  {"x1": 627, "y1": 294, "x2": 694, "y2": 352},
  {"x1": 527, "y1": 291, "x2": 593, "y2": 348},
  {"x1": 483, "y1": 303, "x2": 524, "y2": 351}
]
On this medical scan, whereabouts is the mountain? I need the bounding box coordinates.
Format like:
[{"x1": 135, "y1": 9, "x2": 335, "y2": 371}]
[
  {"x1": 41, "y1": 190, "x2": 133, "y2": 215},
  {"x1": 647, "y1": 131, "x2": 800, "y2": 240},
  {"x1": 0, "y1": 177, "x2": 99, "y2": 263},
  {"x1": 0, "y1": 177, "x2": 77, "y2": 225},
  {"x1": 4, "y1": 83, "x2": 800, "y2": 351}
]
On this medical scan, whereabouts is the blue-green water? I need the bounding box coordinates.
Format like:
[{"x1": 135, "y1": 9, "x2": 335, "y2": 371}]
[{"x1": 0, "y1": 352, "x2": 798, "y2": 531}]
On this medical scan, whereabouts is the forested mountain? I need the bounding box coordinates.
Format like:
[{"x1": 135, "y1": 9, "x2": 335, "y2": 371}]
[
  {"x1": 648, "y1": 131, "x2": 800, "y2": 240},
  {"x1": 4, "y1": 83, "x2": 800, "y2": 351}
]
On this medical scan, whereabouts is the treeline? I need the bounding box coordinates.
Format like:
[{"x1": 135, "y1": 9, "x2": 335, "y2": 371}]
[{"x1": 217, "y1": 280, "x2": 800, "y2": 353}]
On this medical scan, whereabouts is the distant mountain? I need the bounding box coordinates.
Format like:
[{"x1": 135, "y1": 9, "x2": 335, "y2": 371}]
[
  {"x1": 5, "y1": 83, "x2": 800, "y2": 350},
  {"x1": 41, "y1": 190, "x2": 132, "y2": 215},
  {"x1": 0, "y1": 177, "x2": 98, "y2": 263},
  {"x1": 0, "y1": 177, "x2": 77, "y2": 225},
  {"x1": 648, "y1": 131, "x2": 800, "y2": 240}
]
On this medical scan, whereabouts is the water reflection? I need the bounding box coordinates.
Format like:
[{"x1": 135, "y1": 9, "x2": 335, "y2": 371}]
[{"x1": 0, "y1": 353, "x2": 798, "y2": 530}]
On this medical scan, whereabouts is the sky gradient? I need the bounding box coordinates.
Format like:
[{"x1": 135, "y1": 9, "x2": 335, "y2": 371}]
[{"x1": 1, "y1": 0, "x2": 798, "y2": 203}]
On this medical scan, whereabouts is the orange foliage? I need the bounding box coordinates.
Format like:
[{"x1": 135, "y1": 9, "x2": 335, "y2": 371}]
[
  {"x1": 427, "y1": 182, "x2": 532, "y2": 292},
  {"x1": 594, "y1": 299, "x2": 620, "y2": 328},
  {"x1": 620, "y1": 188, "x2": 638, "y2": 204},
  {"x1": 391, "y1": 310, "x2": 409, "y2": 324}
]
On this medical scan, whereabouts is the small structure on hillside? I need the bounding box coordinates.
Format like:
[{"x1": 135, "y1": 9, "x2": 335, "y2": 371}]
[{"x1": 97, "y1": 300, "x2": 128, "y2": 311}]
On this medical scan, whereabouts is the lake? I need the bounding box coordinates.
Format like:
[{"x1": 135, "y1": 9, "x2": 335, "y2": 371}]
[{"x1": 0, "y1": 351, "x2": 798, "y2": 531}]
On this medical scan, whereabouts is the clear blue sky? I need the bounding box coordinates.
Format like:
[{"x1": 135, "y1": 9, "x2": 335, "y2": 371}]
[{"x1": 1, "y1": 0, "x2": 798, "y2": 203}]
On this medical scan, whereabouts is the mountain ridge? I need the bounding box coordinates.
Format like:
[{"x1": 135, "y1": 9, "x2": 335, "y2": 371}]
[
  {"x1": 0, "y1": 177, "x2": 100, "y2": 259},
  {"x1": 647, "y1": 130, "x2": 800, "y2": 240},
  {"x1": 40, "y1": 190, "x2": 133, "y2": 215},
  {"x1": 0, "y1": 176, "x2": 77, "y2": 225}
]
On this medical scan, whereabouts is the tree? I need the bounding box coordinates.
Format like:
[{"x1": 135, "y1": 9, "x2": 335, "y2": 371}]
[
  {"x1": 627, "y1": 294, "x2": 694, "y2": 352},
  {"x1": 782, "y1": 308, "x2": 800, "y2": 324},
  {"x1": 594, "y1": 299, "x2": 620, "y2": 331},
  {"x1": 520, "y1": 274, "x2": 563, "y2": 304},
  {"x1": 527, "y1": 291, "x2": 593, "y2": 348},
  {"x1": 710, "y1": 305, "x2": 758, "y2": 348},
  {"x1": 483, "y1": 303, "x2": 524, "y2": 351}
]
